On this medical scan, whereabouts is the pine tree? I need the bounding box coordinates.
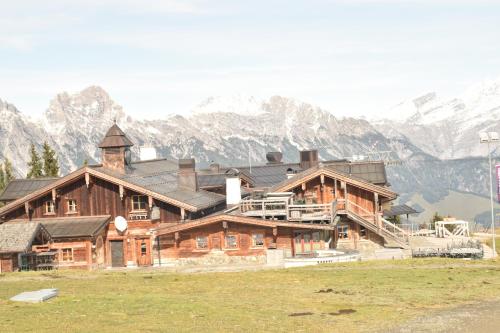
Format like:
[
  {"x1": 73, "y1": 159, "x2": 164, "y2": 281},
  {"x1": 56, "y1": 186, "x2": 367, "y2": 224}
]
[
  {"x1": 42, "y1": 141, "x2": 59, "y2": 177},
  {"x1": 27, "y1": 144, "x2": 43, "y2": 178},
  {"x1": 4, "y1": 158, "x2": 14, "y2": 183}
]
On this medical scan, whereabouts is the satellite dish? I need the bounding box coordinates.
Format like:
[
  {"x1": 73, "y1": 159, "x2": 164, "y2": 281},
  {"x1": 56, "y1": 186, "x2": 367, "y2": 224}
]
[{"x1": 114, "y1": 216, "x2": 128, "y2": 232}]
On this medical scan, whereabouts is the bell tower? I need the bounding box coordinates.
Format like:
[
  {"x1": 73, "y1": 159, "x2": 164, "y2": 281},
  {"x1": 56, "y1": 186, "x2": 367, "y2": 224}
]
[{"x1": 98, "y1": 122, "x2": 134, "y2": 173}]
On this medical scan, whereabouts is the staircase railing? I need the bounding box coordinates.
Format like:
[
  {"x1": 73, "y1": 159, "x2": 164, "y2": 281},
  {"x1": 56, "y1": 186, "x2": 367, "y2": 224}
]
[{"x1": 345, "y1": 200, "x2": 409, "y2": 246}]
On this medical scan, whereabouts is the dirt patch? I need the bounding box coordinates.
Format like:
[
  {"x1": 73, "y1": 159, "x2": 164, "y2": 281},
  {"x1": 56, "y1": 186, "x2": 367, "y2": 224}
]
[
  {"x1": 385, "y1": 299, "x2": 500, "y2": 333},
  {"x1": 289, "y1": 312, "x2": 314, "y2": 317},
  {"x1": 329, "y1": 309, "x2": 356, "y2": 316}
]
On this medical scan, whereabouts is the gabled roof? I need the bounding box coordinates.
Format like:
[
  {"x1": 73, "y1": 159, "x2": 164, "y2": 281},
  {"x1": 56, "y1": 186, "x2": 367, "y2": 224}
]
[
  {"x1": 203, "y1": 160, "x2": 388, "y2": 188},
  {"x1": 0, "y1": 178, "x2": 59, "y2": 202},
  {"x1": 0, "y1": 222, "x2": 50, "y2": 253},
  {"x1": 9, "y1": 216, "x2": 111, "y2": 239},
  {"x1": 0, "y1": 162, "x2": 226, "y2": 218},
  {"x1": 271, "y1": 164, "x2": 397, "y2": 199},
  {"x1": 98, "y1": 124, "x2": 134, "y2": 148},
  {"x1": 154, "y1": 213, "x2": 334, "y2": 236}
]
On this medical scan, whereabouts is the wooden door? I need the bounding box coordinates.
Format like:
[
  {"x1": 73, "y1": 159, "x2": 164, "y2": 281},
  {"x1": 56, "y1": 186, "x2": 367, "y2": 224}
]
[
  {"x1": 110, "y1": 241, "x2": 124, "y2": 267},
  {"x1": 136, "y1": 238, "x2": 151, "y2": 267}
]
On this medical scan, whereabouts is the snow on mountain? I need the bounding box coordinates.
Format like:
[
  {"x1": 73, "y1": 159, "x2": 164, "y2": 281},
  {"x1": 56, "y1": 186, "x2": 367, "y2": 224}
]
[
  {"x1": 376, "y1": 77, "x2": 500, "y2": 159},
  {"x1": 0, "y1": 85, "x2": 497, "y2": 219},
  {"x1": 190, "y1": 95, "x2": 267, "y2": 116}
]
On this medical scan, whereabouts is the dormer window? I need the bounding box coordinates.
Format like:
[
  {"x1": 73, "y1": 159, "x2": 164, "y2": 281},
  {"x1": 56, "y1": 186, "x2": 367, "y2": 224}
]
[
  {"x1": 131, "y1": 195, "x2": 147, "y2": 211},
  {"x1": 45, "y1": 201, "x2": 55, "y2": 215}
]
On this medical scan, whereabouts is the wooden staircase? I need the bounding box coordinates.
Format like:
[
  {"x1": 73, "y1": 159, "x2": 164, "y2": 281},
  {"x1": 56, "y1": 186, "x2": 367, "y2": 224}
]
[{"x1": 344, "y1": 201, "x2": 410, "y2": 249}]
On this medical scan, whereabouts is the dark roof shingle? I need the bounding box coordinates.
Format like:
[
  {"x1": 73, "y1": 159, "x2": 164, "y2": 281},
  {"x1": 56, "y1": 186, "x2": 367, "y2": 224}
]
[
  {"x1": 0, "y1": 178, "x2": 59, "y2": 201},
  {"x1": 9, "y1": 216, "x2": 111, "y2": 239}
]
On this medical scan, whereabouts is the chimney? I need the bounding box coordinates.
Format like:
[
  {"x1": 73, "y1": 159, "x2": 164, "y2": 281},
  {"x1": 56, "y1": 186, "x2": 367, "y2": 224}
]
[
  {"x1": 209, "y1": 163, "x2": 220, "y2": 173},
  {"x1": 299, "y1": 150, "x2": 319, "y2": 170},
  {"x1": 177, "y1": 158, "x2": 198, "y2": 191},
  {"x1": 140, "y1": 146, "x2": 157, "y2": 161},
  {"x1": 99, "y1": 123, "x2": 134, "y2": 173},
  {"x1": 226, "y1": 175, "x2": 241, "y2": 205},
  {"x1": 286, "y1": 167, "x2": 295, "y2": 179},
  {"x1": 266, "y1": 151, "x2": 283, "y2": 165}
]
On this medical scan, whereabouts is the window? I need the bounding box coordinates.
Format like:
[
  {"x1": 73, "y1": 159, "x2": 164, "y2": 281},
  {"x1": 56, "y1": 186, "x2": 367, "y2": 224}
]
[
  {"x1": 196, "y1": 236, "x2": 208, "y2": 249},
  {"x1": 360, "y1": 226, "x2": 367, "y2": 239},
  {"x1": 140, "y1": 240, "x2": 147, "y2": 256},
  {"x1": 337, "y1": 225, "x2": 349, "y2": 239},
  {"x1": 225, "y1": 234, "x2": 238, "y2": 249},
  {"x1": 61, "y1": 248, "x2": 73, "y2": 262},
  {"x1": 45, "y1": 201, "x2": 55, "y2": 214},
  {"x1": 252, "y1": 233, "x2": 264, "y2": 247},
  {"x1": 131, "y1": 195, "x2": 147, "y2": 211},
  {"x1": 67, "y1": 199, "x2": 77, "y2": 213},
  {"x1": 312, "y1": 232, "x2": 320, "y2": 242}
]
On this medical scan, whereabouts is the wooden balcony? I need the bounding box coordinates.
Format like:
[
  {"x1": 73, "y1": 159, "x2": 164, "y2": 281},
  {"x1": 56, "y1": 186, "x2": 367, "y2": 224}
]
[{"x1": 239, "y1": 198, "x2": 337, "y2": 224}]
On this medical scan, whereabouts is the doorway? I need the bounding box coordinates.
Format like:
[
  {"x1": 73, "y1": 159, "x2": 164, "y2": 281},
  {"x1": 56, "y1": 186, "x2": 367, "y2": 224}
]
[
  {"x1": 135, "y1": 238, "x2": 151, "y2": 266},
  {"x1": 294, "y1": 231, "x2": 323, "y2": 255},
  {"x1": 110, "y1": 240, "x2": 124, "y2": 267}
]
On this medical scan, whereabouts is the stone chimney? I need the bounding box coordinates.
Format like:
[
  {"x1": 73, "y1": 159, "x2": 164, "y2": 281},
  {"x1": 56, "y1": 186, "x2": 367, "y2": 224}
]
[
  {"x1": 177, "y1": 158, "x2": 198, "y2": 191},
  {"x1": 98, "y1": 123, "x2": 134, "y2": 173},
  {"x1": 299, "y1": 150, "x2": 319, "y2": 170}
]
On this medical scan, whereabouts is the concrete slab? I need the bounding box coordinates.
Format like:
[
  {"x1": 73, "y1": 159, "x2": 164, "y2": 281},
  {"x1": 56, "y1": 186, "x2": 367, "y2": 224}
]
[{"x1": 10, "y1": 289, "x2": 58, "y2": 303}]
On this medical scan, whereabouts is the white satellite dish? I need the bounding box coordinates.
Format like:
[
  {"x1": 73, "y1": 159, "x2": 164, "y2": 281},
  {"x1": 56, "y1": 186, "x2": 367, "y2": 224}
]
[{"x1": 114, "y1": 216, "x2": 128, "y2": 232}]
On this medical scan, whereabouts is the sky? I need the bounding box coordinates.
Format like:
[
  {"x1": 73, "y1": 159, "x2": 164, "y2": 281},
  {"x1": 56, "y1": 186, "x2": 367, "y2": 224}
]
[{"x1": 1, "y1": 0, "x2": 500, "y2": 120}]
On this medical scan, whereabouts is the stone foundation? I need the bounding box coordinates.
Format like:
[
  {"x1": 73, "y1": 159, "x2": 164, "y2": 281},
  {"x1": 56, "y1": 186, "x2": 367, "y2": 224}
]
[{"x1": 158, "y1": 250, "x2": 267, "y2": 266}]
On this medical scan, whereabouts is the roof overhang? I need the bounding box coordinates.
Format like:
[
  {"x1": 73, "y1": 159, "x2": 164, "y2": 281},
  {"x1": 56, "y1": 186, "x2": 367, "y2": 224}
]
[
  {"x1": 271, "y1": 166, "x2": 397, "y2": 200},
  {"x1": 153, "y1": 214, "x2": 334, "y2": 236},
  {"x1": 0, "y1": 166, "x2": 217, "y2": 218}
]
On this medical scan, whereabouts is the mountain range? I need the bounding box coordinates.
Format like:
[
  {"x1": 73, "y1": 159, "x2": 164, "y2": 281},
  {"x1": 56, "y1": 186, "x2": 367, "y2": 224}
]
[{"x1": 1, "y1": 80, "x2": 500, "y2": 224}]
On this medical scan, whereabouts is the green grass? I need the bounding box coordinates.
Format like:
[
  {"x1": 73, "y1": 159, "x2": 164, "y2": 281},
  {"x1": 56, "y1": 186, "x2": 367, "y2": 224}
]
[{"x1": 1, "y1": 259, "x2": 500, "y2": 333}]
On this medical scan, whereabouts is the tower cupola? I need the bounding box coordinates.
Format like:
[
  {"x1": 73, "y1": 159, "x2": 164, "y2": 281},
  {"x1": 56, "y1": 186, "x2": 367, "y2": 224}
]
[{"x1": 98, "y1": 123, "x2": 134, "y2": 173}]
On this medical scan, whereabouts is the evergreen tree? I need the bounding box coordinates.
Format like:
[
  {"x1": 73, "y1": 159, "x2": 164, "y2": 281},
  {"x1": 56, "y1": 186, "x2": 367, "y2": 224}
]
[
  {"x1": 27, "y1": 144, "x2": 43, "y2": 178},
  {"x1": 42, "y1": 141, "x2": 59, "y2": 177},
  {"x1": 3, "y1": 158, "x2": 14, "y2": 183},
  {"x1": 0, "y1": 163, "x2": 5, "y2": 193}
]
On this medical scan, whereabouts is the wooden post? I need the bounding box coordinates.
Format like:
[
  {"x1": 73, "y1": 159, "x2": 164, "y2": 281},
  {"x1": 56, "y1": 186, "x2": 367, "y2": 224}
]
[
  {"x1": 148, "y1": 196, "x2": 153, "y2": 209},
  {"x1": 174, "y1": 232, "x2": 180, "y2": 248},
  {"x1": 374, "y1": 193, "x2": 379, "y2": 227},
  {"x1": 180, "y1": 208, "x2": 185, "y2": 221},
  {"x1": 119, "y1": 185, "x2": 124, "y2": 200},
  {"x1": 52, "y1": 188, "x2": 57, "y2": 202},
  {"x1": 24, "y1": 202, "x2": 31, "y2": 219},
  {"x1": 222, "y1": 221, "x2": 228, "y2": 232},
  {"x1": 85, "y1": 172, "x2": 90, "y2": 188}
]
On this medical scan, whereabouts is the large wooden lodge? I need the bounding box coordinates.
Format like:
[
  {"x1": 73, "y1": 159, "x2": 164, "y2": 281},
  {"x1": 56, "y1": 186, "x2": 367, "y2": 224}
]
[{"x1": 0, "y1": 124, "x2": 410, "y2": 272}]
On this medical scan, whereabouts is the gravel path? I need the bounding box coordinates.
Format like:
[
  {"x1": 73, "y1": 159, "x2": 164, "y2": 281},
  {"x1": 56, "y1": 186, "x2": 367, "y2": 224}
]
[{"x1": 387, "y1": 299, "x2": 500, "y2": 333}]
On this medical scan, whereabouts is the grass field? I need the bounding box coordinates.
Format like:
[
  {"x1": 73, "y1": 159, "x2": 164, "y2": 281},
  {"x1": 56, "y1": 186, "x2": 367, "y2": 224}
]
[{"x1": 1, "y1": 259, "x2": 500, "y2": 333}]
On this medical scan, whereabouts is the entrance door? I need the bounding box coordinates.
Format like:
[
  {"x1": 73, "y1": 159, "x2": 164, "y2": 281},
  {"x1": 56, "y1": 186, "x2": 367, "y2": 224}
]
[
  {"x1": 110, "y1": 241, "x2": 124, "y2": 267},
  {"x1": 294, "y1": 232, "x2": 313, "y2": 255},
  {"x1": 135, "y1": 238, "x2": 151, "y2": 266},
  {"x1": 294, "y1": 232, "x2": 323, "y2": 256}
]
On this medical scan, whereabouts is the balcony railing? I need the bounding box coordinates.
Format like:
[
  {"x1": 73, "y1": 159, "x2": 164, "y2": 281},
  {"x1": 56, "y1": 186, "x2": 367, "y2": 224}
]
[{"x1": 240, "y1": 198, "x2": 337, "y2": 224}]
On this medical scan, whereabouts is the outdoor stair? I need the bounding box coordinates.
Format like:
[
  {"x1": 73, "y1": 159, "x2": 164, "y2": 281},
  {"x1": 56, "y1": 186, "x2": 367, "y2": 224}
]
[{"x1": 346, "y1": 211, "x2": 410, "y2": 249}]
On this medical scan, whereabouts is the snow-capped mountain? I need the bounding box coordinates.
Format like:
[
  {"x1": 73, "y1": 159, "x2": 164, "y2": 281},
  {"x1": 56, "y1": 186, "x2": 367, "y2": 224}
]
[
  {"x1": 376, "y1": 77, "x2": 500, "y2": 159},
  {"x1": 0, "y1": 84, "x2": 498, "y2": 223}
]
